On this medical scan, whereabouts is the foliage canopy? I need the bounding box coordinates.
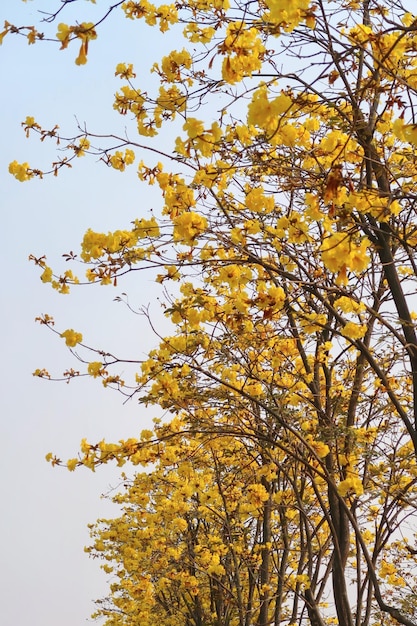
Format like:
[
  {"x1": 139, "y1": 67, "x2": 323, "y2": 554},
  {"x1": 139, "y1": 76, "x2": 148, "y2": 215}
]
[{"x1": 7, "y1": 1, "x2": 417, "y2": 625}]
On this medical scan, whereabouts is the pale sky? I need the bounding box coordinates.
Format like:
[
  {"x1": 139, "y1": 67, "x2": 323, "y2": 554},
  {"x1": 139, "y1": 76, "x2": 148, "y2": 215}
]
[{"x1": 1, "y1": 2, "x2": 179, "y2": 624}]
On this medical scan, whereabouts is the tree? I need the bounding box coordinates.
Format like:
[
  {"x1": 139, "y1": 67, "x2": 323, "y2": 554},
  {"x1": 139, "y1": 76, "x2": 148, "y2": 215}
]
[
  {"x1": 86, "y1": 425, "x2": 332, "y2": 626},
  {"x1": 7, "y1": 0, "x2": 417, "y2": 625}
]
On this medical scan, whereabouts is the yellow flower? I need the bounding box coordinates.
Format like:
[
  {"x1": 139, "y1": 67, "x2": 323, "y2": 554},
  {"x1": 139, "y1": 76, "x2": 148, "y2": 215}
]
[
  {"x1": 115, "y1": 63, "x2": 136, "y2": 79},
  {"x1": 246, "y1": 483, "x2": 270, "y2": 507},
  {"x1": 40, "y1": 266, "x2": 53, "y2": 283},
  {"x1": 75, "y1": 41, "x2": 88, "y2": 65},
  {"x1": 264, "y1": 0, "x2": 312, "y2": 31},
  {"x1": 157, "y1": 85, "x2": 186, "y2": 113},
  {"x1": 296, "y1": 574, "x2": 311, "y2": 589},
  {"x1": 57, "y1": 23, "x2": 72, "y2": 49},
  {"x1": 348, "y1": 23, "x2": 373, "y2": 44},
  {"x1": 75, "y1": 138, "x2": 90, "y2": 157},
  {"x1": 173, "y1": 212, "x2": 207, "y2": 244},
  {"x1": 0, "y1": 21, "x2": 11, "y2": 45},
  {"x1": 24, "y1": 116, "x2": 36, "y2": 127},
  {"x1": 67, "y1": 458, "x2": 78, "y2": 471},
  {"x1": 33, "y1": 368, "x2": 51, "y2": 379},
  {"x1": 140, "y1": 429, "x2": 153, "y2": 441},
  {"x1": 110, "y1": 149, "x2": 135, "y2": 171},
  {"x1": 306, "y1": 436, "x2": 330, "y2": 458},
  {"x1": 159, "y1": 48, "x2": 192, "y2": 82},
  {"x1": 88, "y1": 362, "x2": 103, "y2": 378},
  {"x1": 183, "y1": 118, "x2": 205, "y2": 139},
  {"x1": 133, "y1": 217, "x2": 160, "y2": 238},
  {"x1": 61, "y1": 329, "x2": 83, "y2": 347},
  {"x1": 334, "y1": 296, "x2": 365, "y2": 314},
  {"x1": 221, "y1": 25, "x2": 266, "y2": 84},
  {"x1": 248, "y1": 85, "x2": 292, "y2": 132},
  {"x1": 338, "y1": 474, "x2": 364, "y2": 497},
  {"x1": 341, "y1": 322, "x2": 367, "y2": 340},
  {"x1": 245, "y1": 187, "x2": 275, "y2": 213},
  {"x1": 321, "y1": 232, "x2": 370, "y2": 277},
  {"x1": 9, "y1": 160, "x2": 33, "y2": 182},
  {"x1": 184, "y1": 23, "x2": 215, "y2": 43}
]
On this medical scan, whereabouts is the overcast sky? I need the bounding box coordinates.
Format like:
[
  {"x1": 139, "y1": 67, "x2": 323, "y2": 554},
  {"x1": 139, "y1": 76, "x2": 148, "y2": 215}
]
[{"x1": 0, "y1": 2, "x2": 180, "y2": 624}]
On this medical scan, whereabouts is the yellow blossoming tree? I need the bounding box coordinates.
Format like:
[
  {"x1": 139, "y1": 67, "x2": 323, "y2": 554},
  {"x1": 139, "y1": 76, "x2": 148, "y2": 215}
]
[{"x1": 8, "y1": 0, "x2": 417, "y2": 625}]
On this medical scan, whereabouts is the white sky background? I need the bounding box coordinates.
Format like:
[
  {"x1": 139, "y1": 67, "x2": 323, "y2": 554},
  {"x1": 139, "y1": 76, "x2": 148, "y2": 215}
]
[{"x1": 0, "y1": 2, "x2": 183, "y2": 624}]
